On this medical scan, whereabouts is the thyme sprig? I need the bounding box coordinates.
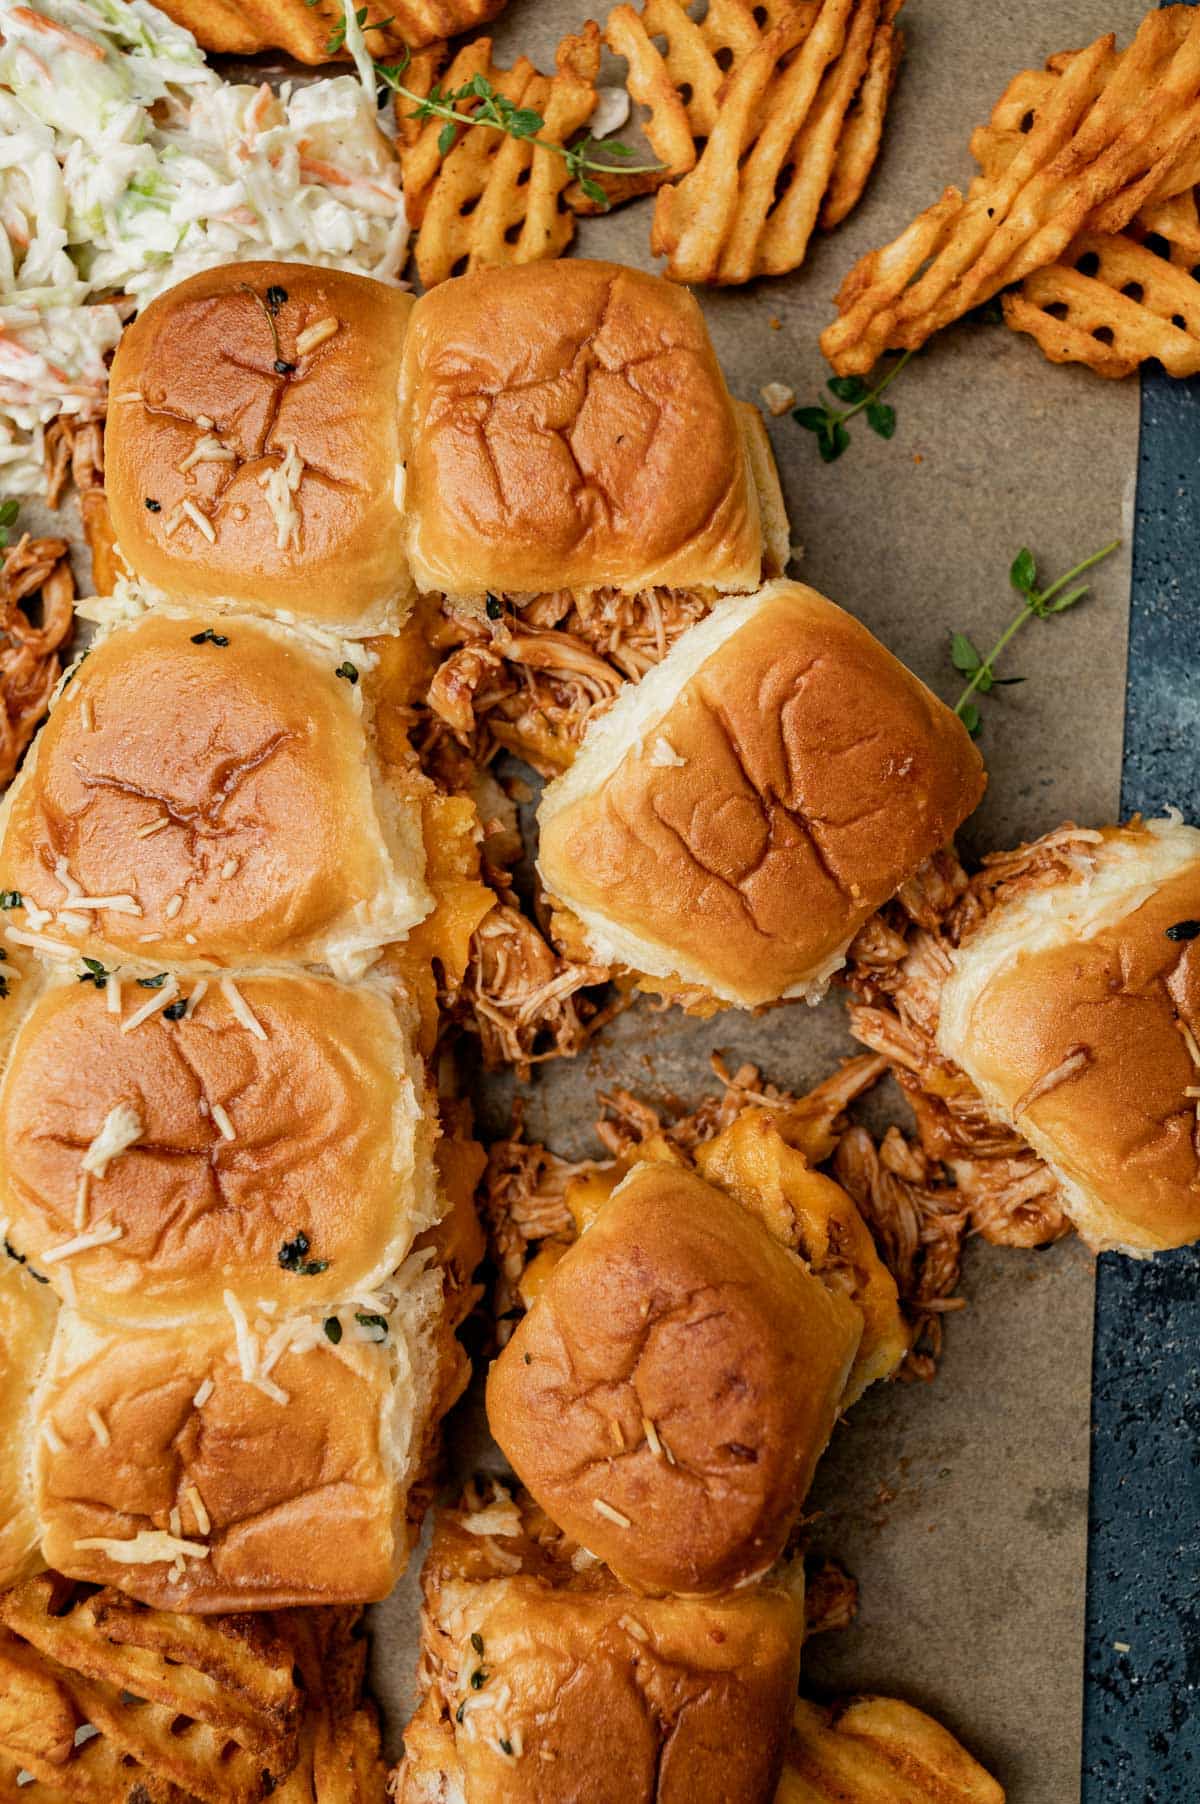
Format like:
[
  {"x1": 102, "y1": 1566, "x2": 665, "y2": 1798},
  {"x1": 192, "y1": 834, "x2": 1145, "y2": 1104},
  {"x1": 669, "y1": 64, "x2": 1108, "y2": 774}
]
[
  {"x1": 951, "y1": 538, "x2": 1121, "y2": 736},
  {"x1": 374, "y1": 47, "x2": 662, "y2": 210},
  {"x1": 793, "y1": 352, "x2": 913, "y2": 463}
]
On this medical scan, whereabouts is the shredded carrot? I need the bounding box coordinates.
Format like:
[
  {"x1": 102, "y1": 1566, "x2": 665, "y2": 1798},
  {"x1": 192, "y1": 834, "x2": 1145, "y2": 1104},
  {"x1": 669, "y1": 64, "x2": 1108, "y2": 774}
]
[{"x1": 9, "y1": 9, "x2": 106, "y2": 60}]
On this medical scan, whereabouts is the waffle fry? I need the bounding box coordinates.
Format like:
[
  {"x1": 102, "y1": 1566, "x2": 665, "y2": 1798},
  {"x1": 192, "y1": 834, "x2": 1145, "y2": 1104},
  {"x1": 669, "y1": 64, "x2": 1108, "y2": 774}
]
[
  {"x1": 648, "y1": 0, "x2": 904, "y2": 284},
  {"x1": 0, "y1": 1578, "x2": 388, "y2": 1804},
  {"x1": 778, "y1": 1696, "x2": 1005, "y2": 1801},
  {"x1": 154, "y1": 0, "x2": 506, "y2": 59},
  {"x1": 823, "y1": 5, "x2": 1200, "y2": 375},
  {"x1": 967, "y1": 28, "x2": 1200, "y2": 379},
  {"x1": 396, "y1": 27, "x2": 602, "y2": 287}
]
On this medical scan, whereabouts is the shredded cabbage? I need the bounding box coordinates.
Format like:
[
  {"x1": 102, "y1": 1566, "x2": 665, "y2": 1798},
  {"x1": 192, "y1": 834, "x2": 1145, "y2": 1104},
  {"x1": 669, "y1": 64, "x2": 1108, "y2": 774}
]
[{"x1": 0, "y1": 0, "x2": 407, "y2": 496}]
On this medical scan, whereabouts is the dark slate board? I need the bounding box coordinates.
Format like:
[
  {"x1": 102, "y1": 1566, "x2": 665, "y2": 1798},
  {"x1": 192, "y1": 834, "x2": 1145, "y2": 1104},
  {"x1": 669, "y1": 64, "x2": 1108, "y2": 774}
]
[{"x1": 1083, "y1": 365, "x2": 1200, "y2": 1795}]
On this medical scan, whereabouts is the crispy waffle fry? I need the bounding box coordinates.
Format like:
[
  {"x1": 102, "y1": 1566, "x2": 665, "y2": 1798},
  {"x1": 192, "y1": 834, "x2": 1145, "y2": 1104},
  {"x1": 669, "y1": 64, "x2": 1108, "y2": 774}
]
[
  {"x1": 649, "y1": 0, "x2": 903, "y2": 284},
  {"x1": 0, "y1": 1582, "x2": 385, "y2": 1804},
  {"x1": 778, "y1": 1696, "x2": 1004, "y2": 1801},
  {"x1": 154, "y1": 0, "x2": 506, "y2": 59},
  {"x1": 1004, "y1": 230, "x2": 1200, "y2": 378},
  {"x1": 823, "y1": 5, "x2": 1200, "y2": 375},
  {"x1": 0, "y1": 1576, "x2": 300, "y2": 1771},
  {"x1": 396, "y1": 27, "x2": 602, "y2": 287},
  {"x1": 821, "y1": 0, "x2": 905, "y2": 228}
]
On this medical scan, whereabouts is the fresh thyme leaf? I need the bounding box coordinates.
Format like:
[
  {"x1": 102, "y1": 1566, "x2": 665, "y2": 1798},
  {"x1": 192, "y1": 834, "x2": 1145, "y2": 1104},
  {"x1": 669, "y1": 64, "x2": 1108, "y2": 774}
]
[
  {"x1": 579, "y1": 175, "x2": 608, "y2": 208},
  {"x1": 162, "y1": 998, "x2": 188, "y2": 1021},
  {"x1": 949, "y1": 633, "x2": 980, "y2": 675},
  {"x1": 335, "y1": 661, "x2": 359, "y2": 684},
  {"x1": 137, "y1": 972, "x2": 169, "y2": 989},
  {"x1": 866, "y1": 399, "x2": 896, "y2": 439},
  {"x1": 355, "y1": 1311, "x2": 389, "y2": 1335},
  {"x1": 818, "y1": 420, "x2": 851, "y2": 464},
  {"x1": 0, "y1": 497, "x2": 18, "y2": 550},
  {"x1": 1009, "y1": 548, "x2": 1037, "y2": 595},
  {"x1": 437, "y1": 120, "x2": 457, "y2": 157},
  {"x1": 827, "y1": 375, "x2": 867, "y2": 404},
  {"x1": 952, "y1": 538, "x2": 1120, "y2": 736},
  {"x1": 324, "y1": 1316, "x2": 343, "y2": 1343},
  {"x1": 603, "y1": 140, "x2": 638, "y2": 160},
  {"x1": 77, "y1": 958, "x2": 111, "y2": 990},
  {"x1": 0, "y1": 891, "x2": 20, "y2": 910},
  {"x1": 792, "y1": 406, "x2": 828, "y2": 434}
]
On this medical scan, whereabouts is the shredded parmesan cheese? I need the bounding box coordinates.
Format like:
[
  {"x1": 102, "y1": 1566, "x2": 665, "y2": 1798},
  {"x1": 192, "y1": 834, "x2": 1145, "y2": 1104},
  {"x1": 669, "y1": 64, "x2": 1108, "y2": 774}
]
[
  {"x1": 87, "y1": 1408, "x2": 110, "y2": 1448},
  {"x1": 163, "y1": 893, "x2": 183, "y2": 921},
  {"x1": 642, "y1": 1417, "x2": 663, "y2": 1458},
  {"x1": 73, "y1": 1531, "x2": 209, "y2": 1566},
  {"x1": 135, "y1": 817, "x2": 169, "y2": 838},
  {"x1": 74, "y1": 1172, "x2": 89, "y2": 1231},
  {"x1": 79, "y1": 698, "x2": 94, "y2": 733},
  {"x1": 220, "y1": 858, "x2": 239, "y2": 880},
  {"x1": 70, "y1": 895, "x2": 141, "y2": 914},
  {"x1": 41, "y1": 1422, "x2": 64, "y2": 1454},
  {"x1": 80, "y1": 1104, "x2": 142, "y2": 1178},
  {"x1": 178, "y1": 434, "x2": 236, "y2": 474},
  {"x1": 295, "y1": 316, "x2": 339, "y2": 356},
  {"x1": 41, "y1": 1218, "x2": 123, "y2": 1263},
  {"x1": 211, "y1": 1103, "x2": 235, "y2": 1142},
  {"x1": 186, "y1": 1485, "x2": 211, "y2": 1537},
  {"x1": 106, "y1": 977, "x2": 121, "y2": 1017},
  {"x1": 592, "y1": 1498, "x2": 631, "y2": 1528},
  {"x1": 258, "y1": 440, "x2": 304, "y2": 550},
  {"x1": 220, "y1": 978, "x2": 267, "y2": 1040},
  {"x1": 182, "y1": 499, "x2": 216, "y2": 543},
  {"x1": 185, "y1": 981, "x2": 208, "y2": 1018},
  {"x1": 168, "y1": 1506, "x2": 181, "y2": 1538},
  {"x1": 5, "y1": 927, "x2": 75, "y2": 959},
  {"x1": 192, "y1": 1379, "x2": 214, "y2": 1409},
  {"x1": 121, "y1": 977, "x2": 178, "y2": 1034},
  {"x1": 618, "y1": 1615, "x2": 648, "y2": 1642}
]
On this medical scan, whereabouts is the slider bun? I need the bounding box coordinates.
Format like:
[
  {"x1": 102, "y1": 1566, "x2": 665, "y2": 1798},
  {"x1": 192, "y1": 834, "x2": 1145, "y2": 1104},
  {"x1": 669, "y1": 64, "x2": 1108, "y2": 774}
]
[
  {"x1": 538, "y1": 581, "x2": 985, "y2": 1008},
  {"x1": 0, "y1": 608, "x2": 429, "y2": 971},
  {"x1": 486, "y1": 1161, "x2": 861, "y2": 1594},
  {"x1": 401, "y1": 1497, "x2": 805, "y2": 1804},
  {"x1": 0, "y1": 971, "x2": 436, "y2": 1324},
  {"x1": 106, "y1": 262, "x2": 414, "y2": 634},
  {"x1": 939, "y1": 816, "x2": 1200, "y2": 1253},
  {"x1": 397, "y1": 260, "x2": 774, "y2": 603},
  {"x1": 0, "y1": 1261, "x2": 56, "y2": 1588},
  {"x1": 36, "y1": 1266, "x2": 445, "y2": 1611}
]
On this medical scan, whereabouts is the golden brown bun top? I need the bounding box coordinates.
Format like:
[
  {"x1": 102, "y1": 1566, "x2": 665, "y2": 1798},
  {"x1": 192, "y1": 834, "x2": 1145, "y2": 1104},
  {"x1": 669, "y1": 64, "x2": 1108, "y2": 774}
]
[
  {"x1": 486, "y1": 1161, "x2": 861, "y2": 1594},
  {"x1": 36, "y1": 1310, "x2": 405, "y2": 1613},
  {"x1": 407, "y1": 1489, "x2": 805, "y2": 1804},
  {"x1": 107, "y1": 262, "x2": 414, "y2": 632},
  {"x1": 0, "y1": 1262, "x2": 56, "y2": 1589},
  {"x1": 398, "y1": 260, "x2": 765, "y2": 600},
  {"x1": 539, "y1": 583, "x2": 986, "y2": 1007},
  {"x1": 942, "y1": 823, "x2": 1200, "y2": 1252},
  {"x1": 778, "y1": 1697, "x2": 1005, "y2": 1803},
  {"x1": 0, "y1": 609, "x2": 428, "y2": 969},
  {"x1": 0, "y1": 972, "x2": 434, "y2": 1324}
]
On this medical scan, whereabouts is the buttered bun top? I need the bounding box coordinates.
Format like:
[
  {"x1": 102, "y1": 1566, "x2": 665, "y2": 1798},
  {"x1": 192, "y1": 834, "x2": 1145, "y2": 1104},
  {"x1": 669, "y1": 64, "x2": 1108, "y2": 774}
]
[
  {"x1": 105, "y1": 262, "x2": 415, "y2": 634},
  {"x1": 397, "y1": 260, "x2": 780, "y2": 603},
  {"x1": 538, "y1": 580, "x2": 986, "y2": 1008},
  {"x1": 939, "y1": 815, "x2": 1200, "y2": 1253},
  {"x1": 395, "y1": 1487, "x2": 806, "y2": 1804},
  {"x1": 0, "y1": 1261, "x2": 57, "y2": 1589},
  {"x1": 486, "y1": 1160, "x2": 862, "y2": 1595},
  {"x1": 0, "y1": 607, "x2": 429, "y2": 973},
  {"x1": 34, "y1": 1278, "x2": 446, "y2": 1611},
  {"x1": 0, "y1": 969, "x2": 436, "y2": 1324}
]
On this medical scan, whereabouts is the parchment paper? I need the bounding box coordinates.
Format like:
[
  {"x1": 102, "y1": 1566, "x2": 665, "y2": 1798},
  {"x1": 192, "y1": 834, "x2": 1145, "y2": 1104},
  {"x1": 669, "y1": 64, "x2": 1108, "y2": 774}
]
[{"x1": 366, "y1": 2, "x2": 1144, "y2": 1795}]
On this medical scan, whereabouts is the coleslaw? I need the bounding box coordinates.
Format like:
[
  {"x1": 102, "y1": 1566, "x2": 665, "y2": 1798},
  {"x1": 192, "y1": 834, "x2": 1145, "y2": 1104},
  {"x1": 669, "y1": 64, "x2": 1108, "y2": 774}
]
[{"x1": 0, "y1": 0, "x2": 407, "y2": 495}]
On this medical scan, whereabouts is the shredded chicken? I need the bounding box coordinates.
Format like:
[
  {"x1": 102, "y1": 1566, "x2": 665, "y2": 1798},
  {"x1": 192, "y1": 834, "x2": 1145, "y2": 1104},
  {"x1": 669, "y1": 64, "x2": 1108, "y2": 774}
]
[
  {"x1": 482, "y1": 1053, "x2": 978, "y2": 1373},
  {"x1": 1, "y1": 533, "x2": 76, "y2": 789},
  {"x1": 424, "y1": 588, "x2": 711, "y2": 777},
  {"x1": 457, "y1": 897, "x2": 610, "y2": 1075},
  {"x1": 42, "y1": 416, "x2": 105, "y2": 511},
  {"x1": 833, "y1": 1125, "x2": 967, "y2": 1383},
  {"x1": 842, "y1": 834, "x2": 1109, "y2": 1249}
]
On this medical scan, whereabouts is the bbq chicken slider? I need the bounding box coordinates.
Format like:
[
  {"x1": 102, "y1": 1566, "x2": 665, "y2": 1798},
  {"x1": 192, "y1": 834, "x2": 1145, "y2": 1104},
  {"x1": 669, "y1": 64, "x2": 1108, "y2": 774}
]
[
  {"x1": 0, "y1": 606, "x2": 430, "y2": 974},
  {"x1": 930, "y1": 815, "x2": 1200, "y2": 1254},
  {"x1": 396, "y1": 259, "x2": 788, "y2": 605},
  {"x1": 537, "y1": 580, "x2": 985, "y2": 1010},
  {"x1": 106, "y1": 261, "x2": 415, "y2": 635},
  {"x1": 393, "y1": 1484, "x2": 806, "y2": 1804},
  {"x1": 487, "y1": 1112, "x2": 907, "y2": 1596}
]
